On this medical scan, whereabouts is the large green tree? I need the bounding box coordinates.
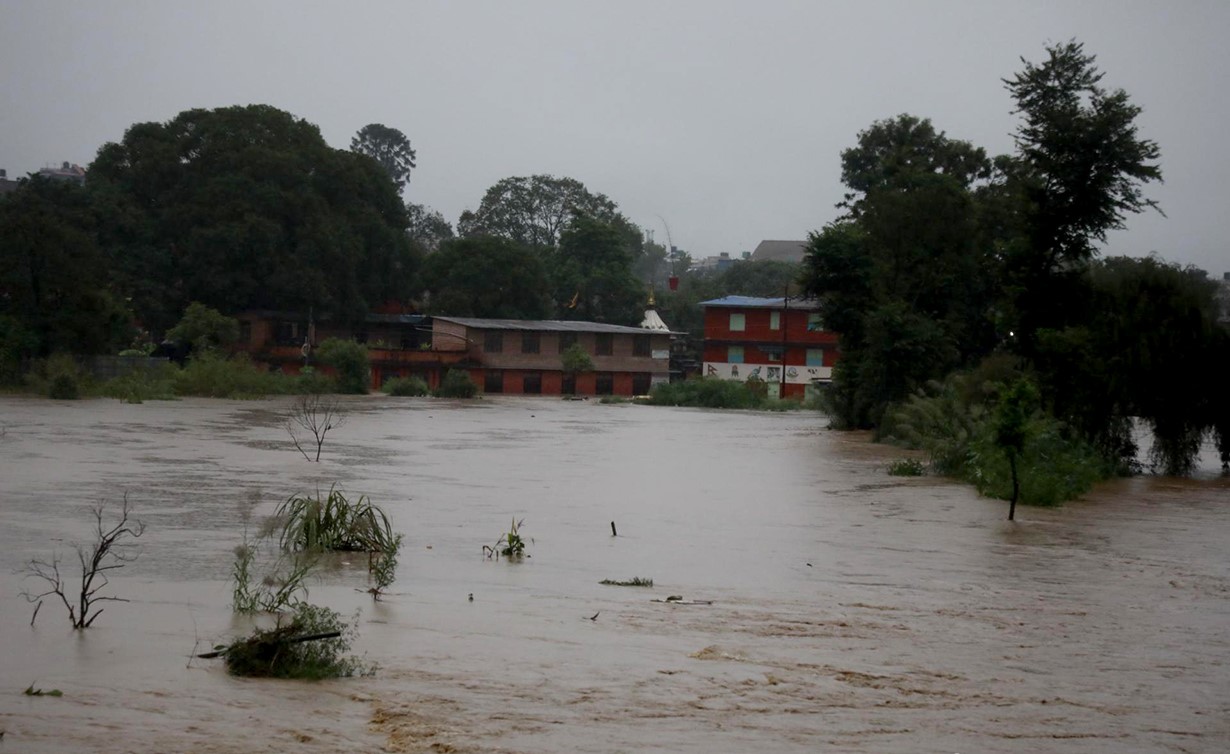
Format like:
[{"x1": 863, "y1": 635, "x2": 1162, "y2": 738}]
[
  {"x1": 406, "y1": 202, "x2": 454, "y2": 253},
  {"x1": 0, "y1": 176, "x2": 132, "y2": 361},
  {"x1": 457, "y1": 175, "x2": 619, "y2": 250},
  {"x1": 423, "y1": 236, "x2": 551, "y2": 319},
  {"x1": 89, "y1": 105, "x2": 419, "y2": 332},
  {"x1": 552, "y1": 215, "x2": 646, "y2": 325},
  {"x1": 802, "y1": 117, "x2": 993, "y2": 427},
  {"x1": 350, "y1": 123, "x2": 417, "y2": 194},
  {"x1": 1002, "y1": 40, "x2": 1163, "y2": 344}
]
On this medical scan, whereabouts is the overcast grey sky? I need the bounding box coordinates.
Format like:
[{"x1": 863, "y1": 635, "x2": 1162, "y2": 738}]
[{"x1": 2, "y1": 1, "x2": 1227, "y2": 274}]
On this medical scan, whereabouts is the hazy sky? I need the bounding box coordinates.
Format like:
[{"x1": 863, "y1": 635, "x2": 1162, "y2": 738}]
[{"x1": 2, "y1": 1, "x2": 1227, "y2": 274}]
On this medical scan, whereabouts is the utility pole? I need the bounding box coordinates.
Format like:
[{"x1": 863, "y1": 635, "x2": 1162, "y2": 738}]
[{"x1": 780, "y1": 284, "x2": 789, "y2": 398}]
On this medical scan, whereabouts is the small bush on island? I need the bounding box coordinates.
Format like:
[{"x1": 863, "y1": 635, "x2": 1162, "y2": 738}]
[
  {"x1": 383, "y1": 376, "x2": 429, "y2": 397},
  {"x1": 434, "y1": 368, "x2": 478, "y2": 398}
]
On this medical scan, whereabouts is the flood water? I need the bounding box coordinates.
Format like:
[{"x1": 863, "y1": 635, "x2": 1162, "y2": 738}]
[{"x1": 0, "y1": 395, "x2": 1226, "y2": 753}]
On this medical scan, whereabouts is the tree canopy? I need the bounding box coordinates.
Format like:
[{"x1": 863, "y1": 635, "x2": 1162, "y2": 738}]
[
  {"x1": 423, "y1": 236, "x2": 552, "y2": 320},
  {"x1": 350, "y1": 123, "x2": 417, "y2": 194},
  {"x1": 457, "y1": 175, "x2": 619, "y2": 249},
  {"x1": 88, "y1": 105, "x2": 420, "y2": 331}
]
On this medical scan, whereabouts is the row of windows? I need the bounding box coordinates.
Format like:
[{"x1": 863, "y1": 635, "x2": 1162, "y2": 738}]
[
  {"x1": 728, "y1": 312, "x2": 823, "y2": 332},
  {"x1": 726, "y1": 345, "x2": 826, "y2": 366},
  {"x1": 483, "y1": 331, "x2": 650, "y2": 356},
  {"x1": 482, "y1": 371, "x2": 653, "y2": 395}
]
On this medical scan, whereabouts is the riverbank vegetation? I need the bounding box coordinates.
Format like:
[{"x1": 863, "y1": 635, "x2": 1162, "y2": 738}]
[
  {"x1": 644, "y1": 377, "x2": 801, "y2": 411},
  {"x1": 802, "y1": 41, "x2": 1228, "y2": 507}
]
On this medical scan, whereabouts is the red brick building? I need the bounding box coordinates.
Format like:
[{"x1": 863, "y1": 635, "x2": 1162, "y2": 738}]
[
  {"x1": 235, "y1": 310, "x2": 678, "y2": 396},
  {"x1": 700, "y1": 296, "x2": 839, "y2": 400}
]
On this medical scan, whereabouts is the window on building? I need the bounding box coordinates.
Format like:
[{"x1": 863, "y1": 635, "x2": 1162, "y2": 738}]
[
  {"x1": 728, "y1": 345, "x2": 744, "y2": 363},
  {"x1": 484, "y1": 331, "x2": 503, "y2": 353},
  {"x1": 632, "y1": 372, "x2": 652, "y2": 395},
  {"x1": 807, "y1": 313, "x2": 823, "y2": 332},
  {"x1": 763, "y1": 345, "x2": 783, "y2": 363},
  {"x1": 730, "y1": 312, "x2": 746, "y2": 332},
  {"x1": 595, "y1": 372, "x2": 614, "y2": 395},
  {"x1": 558, "y1": 331, "x2": 578, "y2": 353},
  {"x1": 521, "y1": 331, "x2": 540, "y2": 354},
  {"x1": 522, "y1": 372, "x2": 542, "y2": 394},
  {"x1": 484, "y1": 370, "x2": 503, "y2": 393},
  {"x1": 806, "y1": 348, "x2": 824, "y2": 366},
  {"x1": 769, "y1": 311, "x2": 780, "y2": 331},
  {"x1": 595, "y1": 333, "x2": 614, "y2": 356},
  {"x1": 633, "y1": 335, "x2": 651, "y2": 357}
]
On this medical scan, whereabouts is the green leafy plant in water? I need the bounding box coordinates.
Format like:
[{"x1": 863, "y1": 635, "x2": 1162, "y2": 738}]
[
  {"x1": 383, "y1": 376, "x2": 429, "y2": 397},
  {"x1": 23, "y1": 684, "x2": 63, "y2": 697},
  {"x1": 367, "y1": 533, "x2": 403, "y2": 600},
  {"x1": 483, "y1": 517, "x2": 529, "y2": 560},
  {"x1": 599, "y1": 577, "x2": 653, "y2": 587},
  {"x1": 434, "y1": 368, "x2": 478, "y2": 398},
  {"x1": 231, "y1": 537, "x2": 314, "y2": 614},
  {"x1": 276, "y1": 486, "x2": 395, "y2": 554}
]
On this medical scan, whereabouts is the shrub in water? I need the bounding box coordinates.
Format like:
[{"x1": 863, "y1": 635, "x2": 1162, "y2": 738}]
[
  {"x1": 222, "y1": 602, "x2": 364, "y2": 679},
  {"x1": 434, "y1": 368, "x2": 477, "y2": 398},
  {"x1": 173, "y1": 352, "x2": 286, "y2": 398},
  {"x1": 887, "y1": 458, "x2": 926, "y2": 476},
  {"x1": 646, "y1": 378, "x2": 760, "y2": 409},
  {"x1": 384, "y1": 376, "x2": 429, "y2": 397},
  {"x1": 276, "y1": 486, "x2": 395, "y2": 553},
  {"x1": 315, "y1": 338, "x2": 370, "y2": 395}
]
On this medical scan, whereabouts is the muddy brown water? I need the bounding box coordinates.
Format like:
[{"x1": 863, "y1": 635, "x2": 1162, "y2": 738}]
[{"x1": 0, "y1": 395, "x2": 1226, "y2": 753}]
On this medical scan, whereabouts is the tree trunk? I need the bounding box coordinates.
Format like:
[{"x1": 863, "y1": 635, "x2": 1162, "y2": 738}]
[{"x1": 1008, "y1": 453, "x2": 1019, "y2": 521}]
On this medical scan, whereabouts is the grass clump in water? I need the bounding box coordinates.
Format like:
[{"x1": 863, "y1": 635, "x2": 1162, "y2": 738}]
[
  {"x1": 599, "y1": 577, "x2": 654, "y2": 587},
  {"x1": 275, "y1": 486, "x2": 395, "y2": 554}
]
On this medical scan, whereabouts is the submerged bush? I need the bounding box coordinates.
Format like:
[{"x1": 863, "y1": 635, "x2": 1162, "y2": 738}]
[
  {"x1": 645, "y1": 378, "x2": 760, "y2": 409},
  {"x1": 315, "y1": 338, "x2": 369, "y2": 395},
  {"x1": 434, "y1": 368, "x2": 477, "y2": 398},
  {"x1": 383, "y1": 375, "x2": 429, "y2": 397},
  {"x1": 173, "y1": 352, "x2": 287, "y2": 398},
  {"x1": 276, "y1": 486, "x2": 395, "y2": 553},
  {"x1": 98, "y1": 362, "x2": 178, "y2": 403},
  {"x1": 967, "y1": 415, "x2": 1109, "y2": 506},
  {"x1": 223, "y1": 602, "x2": 364, "y2": 679},
  {"x1": 886, "y1": 458, "x2": 926, "y2": 477}
]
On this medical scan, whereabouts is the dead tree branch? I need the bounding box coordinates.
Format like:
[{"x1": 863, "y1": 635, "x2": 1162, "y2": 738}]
[
  {"x1": 21, "y1": 496, "x2": 146, "y2": 629},
  {"x1": 284, "y1": 393, "x2": 346, "y2": 462}
]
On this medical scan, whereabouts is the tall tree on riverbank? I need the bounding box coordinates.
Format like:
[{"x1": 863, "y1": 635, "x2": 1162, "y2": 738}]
[{"x1": 350, "y1": 123, "x2": 417, "y2": 195}]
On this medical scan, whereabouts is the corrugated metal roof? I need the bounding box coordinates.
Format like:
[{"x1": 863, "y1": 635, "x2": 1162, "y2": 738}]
[
  {"x1": 699, "y1": 296, "x2": 821, "y2": 311},
  {"x1": 433, "y1": 316, "x2": 684, "y2": 335}
]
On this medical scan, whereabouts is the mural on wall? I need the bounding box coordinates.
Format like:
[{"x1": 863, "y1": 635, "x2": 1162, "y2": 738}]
[{"x1": 702, "y1": 363, "x2": 831, "y2": 384}]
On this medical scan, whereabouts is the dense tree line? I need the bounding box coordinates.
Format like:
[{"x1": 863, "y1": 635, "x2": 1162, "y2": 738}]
[{"x1": 802, "y1": 41, "x2": 1228, "y2": 474}]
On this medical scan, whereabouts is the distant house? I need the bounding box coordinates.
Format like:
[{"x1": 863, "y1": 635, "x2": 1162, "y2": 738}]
[
  {"x1": 235, "y1": 309, "x2": 680, "y2": 396},
  {"x1": 0, "y1": 169, "x2": 18, "y2": 196},
  {"x1": 37, "y1": 162, "x2": 87, "y2": 184},
  {"x1": 750, "y1": 240, "x2": 807, "y2": 264},
  {"x1": 700, "y1": 295, "x2": 838, "y2": 400}
]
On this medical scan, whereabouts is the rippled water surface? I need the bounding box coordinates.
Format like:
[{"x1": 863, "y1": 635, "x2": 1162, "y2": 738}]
[{"x1": 0, "y1": 395, "x2": 1226, "y2": 752}]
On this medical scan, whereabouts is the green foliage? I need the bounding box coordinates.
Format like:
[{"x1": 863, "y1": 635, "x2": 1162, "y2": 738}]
[
  {"x1": 222, "y1": 602, "x2": 364, "y2": 680},
  {"x1": 886, "y1": 459, "x2": 926, "y2": 477},
  {"x1": 367, "y1": 533, "x2": 403, "y2": 600},
  {"x1": 98, "y1": 363, "x2": 178, "y2": 403},
  {"x1": 315, "y1": 338, "x2": 369, "y2": 395},
  {"x1": 484, "y1": 518, "x2": 529, "y2": 560},
  {"x1": 89, "y1": 104, "x2": 419, "y2": 331},
  {"x1": 645, "y1": 377, "x2": 800, "y2": 411},
  {"x1": 29, "y1": 353, "x2": 89, "y2": 400},
  {"x1": 172, "y1": 352, "x2": 287, "y2": 398},
  {"x1": 231, "y1": 539, "x2": 314, "y2": 614},
  {"x1": 884, "y1": 368, "x2": 1110, "y2": 506},
  {"x1": 458, "y1": 174, "x2": 620, "y2": 250},
  {"x1": 0, "y1": 316, "x2": 38, "y2": 385},
  {"x1": 23, "y1": 684, "x2": 63, "y2": 697},
  {"x1": 350, "y1": 123, "x2": 416, "y2": 193},
  {"x1": 423, "y1": 236, "x2": 552, "y2": 319},
  {"x1": 166, "y1": 302, "x2": 239, "y2": 355},
  {"x1": 434, "y1": 368, "x2": 477, "y2": 398},
  {"x1": 49, "y1": 373, "x2": 80, "y2": 400},
  {"x1": 405, "y1": 202, "x2": 455, "y2": 253},
  {"x1": 600, "y1": 577, "x2": 654, "y2": 587},
  {"x1": 552, "y1": 214, "x2": 647, "y2": 324},
  {"x1": 383, "y1": 376, "x2": 429, "y2": 397},
  {"x1": 560, "y1": 342, "x2": 595, "y2": 374},
  {"x1": 276, "y1": 486, "x2": 395, "y2": 554}
]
